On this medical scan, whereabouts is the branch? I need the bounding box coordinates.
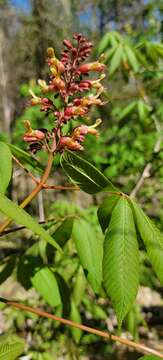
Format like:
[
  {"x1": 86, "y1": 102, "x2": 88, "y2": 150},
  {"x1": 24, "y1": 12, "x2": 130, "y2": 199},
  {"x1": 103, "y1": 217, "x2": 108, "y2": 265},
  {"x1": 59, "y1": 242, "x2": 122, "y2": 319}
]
[{"x1": 0, "y1": 298, "x2": 163, "y2": 358}]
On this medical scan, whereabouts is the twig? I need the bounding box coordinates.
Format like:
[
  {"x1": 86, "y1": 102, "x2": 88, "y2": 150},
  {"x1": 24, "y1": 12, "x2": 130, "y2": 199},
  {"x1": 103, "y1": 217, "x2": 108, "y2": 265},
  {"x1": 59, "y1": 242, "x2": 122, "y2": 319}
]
[
  {"x1": 0, "y1": 215, "x2": 76, "y2": 237},
  {"x1": 0, "y1": 298, "x2": 163, "y2": 358},
  {"x1": 13, "y1": 154, "x2": 79, "y2": 191},
  {"x1": 12, "y1": 155, "x2": 39, "y2": 185},
  {"x1": 43, "y1": 184, "x2": 79, "y2": 190}
]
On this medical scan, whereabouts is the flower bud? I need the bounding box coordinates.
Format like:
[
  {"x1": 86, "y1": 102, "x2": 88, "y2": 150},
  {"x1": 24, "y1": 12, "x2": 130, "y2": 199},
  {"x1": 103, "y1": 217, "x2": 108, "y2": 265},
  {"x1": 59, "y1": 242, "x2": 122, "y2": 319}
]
[
  {"x1": 47, "y1": 47, "x2": 55, "y2": 58},
  {"x1": 59, "y1": 136, "x2": 83, "y2": 151},
  {"x1": 76, "y1": 62, "x2": 106, "y2": 74},
  {"x1": 63, "y1": 39, "x2": 73, "y2": 49},
  {"x1": 52, "y1": 77, "x2": 65, "y2": 91},
  {"x1": 29, "y1": 89, "x2": 41, "y2": 105},
  {"x1": 38, "y1": 79, "x2": 49, "y2": 93},
  {"x1": 64, "y1": 106, "x2": 88, "y2": 118},
  {"x1": 23, "y1": 120, "x2": 45, "y2": 143}
]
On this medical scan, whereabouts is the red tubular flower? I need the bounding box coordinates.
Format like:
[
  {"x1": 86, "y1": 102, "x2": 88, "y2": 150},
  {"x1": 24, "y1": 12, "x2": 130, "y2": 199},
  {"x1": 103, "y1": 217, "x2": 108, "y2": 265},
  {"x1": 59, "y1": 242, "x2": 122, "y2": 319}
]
[
  {"x1": 76, "y1": 62, "x2": 106, "y2": 74},
  {"x1": 23, "y1": 121, "x2": 45, "y2": 143},
  {"x1": 63, "y1": 39, "x2": 73, "y2": 49},
  {"x1": 23, "y1": 130, "x2": 45, "y2": 142},
  {"x1": 52, "y1": 77, "x2": 65, "y2": 91},
  {"x1": 59, "y1": 136, "x2": 84, "y2": 151},
  {"x1": 64, "y1": 106, "x2": 88, "y2": 118}
]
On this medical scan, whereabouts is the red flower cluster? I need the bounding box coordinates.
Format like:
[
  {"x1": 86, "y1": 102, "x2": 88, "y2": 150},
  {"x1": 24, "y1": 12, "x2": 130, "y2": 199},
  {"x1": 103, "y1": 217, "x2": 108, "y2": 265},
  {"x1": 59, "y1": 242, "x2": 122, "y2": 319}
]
[{"x1": 23, "y1": 33, "x2": 106, "y2": 153}]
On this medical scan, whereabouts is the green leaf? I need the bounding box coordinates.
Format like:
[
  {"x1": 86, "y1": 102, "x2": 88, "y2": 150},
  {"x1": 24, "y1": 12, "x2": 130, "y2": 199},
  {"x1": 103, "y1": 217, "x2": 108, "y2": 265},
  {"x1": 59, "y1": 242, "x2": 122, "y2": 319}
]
[
  {"x1": 8, "y1": 144, "x2": 44, "y2": 173},
  {"x1": 0, "y1": 192, "x2": 61, "y2": 252},
  {"x1": 137, "y1": 100, "x2": 149, "y2": 121},
  {"x1": 17, "y1": 254, "x2": 43, "y2": 289},
  {"x1": 0, "y1": 257, "x2": 16, "y2": 285},
  {"x1": 124, "y1": 44, "x2": 139, "y2": 73},
  {"x1": 109, "y1": 44, "x2": 123, "y2": 75},
  {"x1": 0, "y1": 334, "x2": 25, "y2": 360},
  {"x1": 51, "y1": 216, "x2": 74, "y2": 247},
  {"x1": 55, "y1": 272, "x2": 71, "y2": 317},
  {"x1": 97, "y1": 194, "x2": 120, "y2": 233},
  {"x1": 98, "y1": 32, "x2": 111, "y2": 54},
  {"x1": 103, "y1": 197, "x2": 139, "y2": 327},
  {"x1": 138, "y1": 356, "x2": 161, "y2": 360},
  {"x1": 73, "y1": 266, "x2": 86, "y2": 306},
  {"x1": 0, "y1": 142, "x2": 12, "y2": 194},
  {"x1": 70, "y1": 301, "x2": 82, "y2": 344},
  {"x1": 155, "y1": 44, "x2": 163, "y2": 58},
  {"x1": 130, "y1": 199, "x2": 163, "y2": 284},
  {"x1": 118, "y1": 101, "x2": 137, "y2": 121},
  {"x1": 31, "y1": 267, "x2": 61, "y2": 307},
  {"x1": 61, "y1": 150, "x2": 115, "y2": 194},
  {"x1": 72, "y1": 218, "x2": 103, "y2": 293},
  {"x1": 104, "y1": 46, "x2": 117, "y2": 64},
  {"x1": 137, "y1": 100, "x2": 146, "y2": 121}
]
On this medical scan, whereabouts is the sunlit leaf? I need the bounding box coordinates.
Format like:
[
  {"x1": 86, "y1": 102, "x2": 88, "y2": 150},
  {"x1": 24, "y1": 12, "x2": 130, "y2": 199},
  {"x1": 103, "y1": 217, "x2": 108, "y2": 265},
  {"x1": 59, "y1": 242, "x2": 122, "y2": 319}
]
[
  {"x1": 31, "y1": 267, "x2": 61, "y2": 307},
  {"x1": 73, "y1": 218, "x2": 103, "y2": 293},
  {"x1": 0, "y1": 192, "x2": 61, "y2": 252},
  {"x1": 130, "y1": 199, "x2": 163, "y2": 284},
  {"x1": 109, "y1": 44, "x2": 123, "y2": 75},
  {"x1": 0, "y1": 334, "x2": 25, "y2": 360},
  {"x1": 124, "y1": 44, "x2": 139, "y2": 73},
  {"x1": 103, "y1": 197, "x2": 139, "y2": 327}
]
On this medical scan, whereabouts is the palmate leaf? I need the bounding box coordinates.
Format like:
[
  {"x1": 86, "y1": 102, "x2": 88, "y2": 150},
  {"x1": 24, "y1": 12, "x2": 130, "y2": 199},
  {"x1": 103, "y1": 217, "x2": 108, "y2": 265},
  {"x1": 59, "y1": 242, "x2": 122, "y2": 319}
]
[
  {"x1": 109, "y1": 44, "x2": 123, "y2": 75},
  {"x1": 0, "y1": 334, "x2": 25, "y2": 360},
  {"x1": 0, "y1": 142, "x2": 12, "y2": 194},
  {"x1": 61, "y1": 150, "x2": 115, "y2": 194},
  {"x1": 0, "y1": 192, "x2": 61, "y2": 252},
  {"x1": 103, "y1": 197, "x2": 139, "y2": 327},
  {"x1": 124, "y1": 44, "x2": 139, "y2": 73},
  {"x1": 130, "y1": 199, "x2": 163, "y2": 284},
  {"x1": 72, "y1": 218, "x2": 103, "y2": 293},
  {"x1": 98, "y1": 32, "x2": 111, "y2": 54}
]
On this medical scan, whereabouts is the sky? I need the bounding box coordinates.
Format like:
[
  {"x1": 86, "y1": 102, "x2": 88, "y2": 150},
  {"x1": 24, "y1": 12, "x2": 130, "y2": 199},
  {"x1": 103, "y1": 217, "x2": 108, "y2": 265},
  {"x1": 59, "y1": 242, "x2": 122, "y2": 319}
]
[{"x1": 10, "y1": 0, "x2": 31, "y2": 12}]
